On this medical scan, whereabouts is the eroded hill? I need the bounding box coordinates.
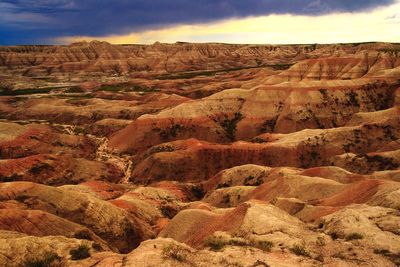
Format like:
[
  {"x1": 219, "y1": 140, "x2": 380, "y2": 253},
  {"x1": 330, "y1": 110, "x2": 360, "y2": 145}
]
[{"x1": 0, "y1": 41, "x2": 399, "y2": 267}]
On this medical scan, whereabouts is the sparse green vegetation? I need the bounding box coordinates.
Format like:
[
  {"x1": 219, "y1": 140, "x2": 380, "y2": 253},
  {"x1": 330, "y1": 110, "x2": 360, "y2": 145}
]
[
  {"x1": 346, "y1": 91, "x2": 360, "y2": 107},
  {"x1": 159, "y1": 124, "x2": 183, "y2": 140},
  {"x1": 220, "y1": 112, "x2": 243, "y2": 141},
  {"x1": 69, "y1": 245, "x2": 90, "y2": 260},
  {"x1": 162, "y1": 244, "x2": 187, "y2": 262},
  {"x1": 228, "y1": 238, "x2": 248, "y2": 247},
  {"x1": 205, "y1": 236, "x2": 226, "y2": 251},
  {"x1": 148, "y1": 145, "x2": 175, "y2": 156},
  {"x1": 243, "y1": 175, "x2": 263, "y2": 186},
  {"x1": 29, "y1": 163, "x2": 53, "y2": 175},
  {"x1": 329, "y1": 232, "x2": 339, "y2": 240},
  {"x1": 222, "y1": 194, "x2": 231, "y2": 205},
  {"x1": 205, "y1": 236, "x2": 274, "y2": 252},
  {"x1": 345, "y1": 233, "x2": 364, "y2": 241},
  {"x1": 252, "y1": 240, "x2": 273, "y2": 252},
  {"x1": 332, "y1": 252, "x2": 346, "y2": 260},
  {"x1": 216, "y1": 181, "x2": 231, "y2": 189},
  {"x1": 251, "y1": 137, "x2": 267, "y2": 143},
  {"x1": 24, "y1": 252, "x2": 61, "y2": 267},
  {"x1": 160, "y1": 204, "x2": 179, "y2": 219},
  {"x1": 92, "y1": 243, "x2": 102, "y2": 251},
  {"x1": 289, "y1": 245, "x2": 310, "y2": 257}
]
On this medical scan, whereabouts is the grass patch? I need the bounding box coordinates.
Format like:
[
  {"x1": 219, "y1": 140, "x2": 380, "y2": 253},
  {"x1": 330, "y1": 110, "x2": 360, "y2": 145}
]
[
  {"x1": 69, "y1": 245, "x2": 90, "y2": 260},
  {"x1": 24, "y1": 252, "x2": 61, "y2": 267},
  {"x1": 345, "y1": 233, "x2": 364, "y2": 241},
  {"x1": 290, "y1": 245, "x2": 311, "y2": 257},
  {"x1": 252, "y1": 240, "x2": 273, "y2": 252}
]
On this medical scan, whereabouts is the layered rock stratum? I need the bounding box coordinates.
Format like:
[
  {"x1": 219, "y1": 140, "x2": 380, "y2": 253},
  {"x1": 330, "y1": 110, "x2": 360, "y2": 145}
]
[{"x1": 0, "y1": 41, "x2": 399, "y2": 266}]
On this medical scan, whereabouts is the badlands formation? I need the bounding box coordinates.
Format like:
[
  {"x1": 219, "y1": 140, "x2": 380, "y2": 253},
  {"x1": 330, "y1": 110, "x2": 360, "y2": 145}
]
[{"x1": 0, "y1": 41, "x2": 399, "y2": 266}]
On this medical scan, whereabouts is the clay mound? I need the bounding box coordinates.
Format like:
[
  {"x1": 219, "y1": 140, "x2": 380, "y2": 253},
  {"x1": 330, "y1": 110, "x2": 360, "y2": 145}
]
[
  {"x1": 203, "y1": 164, "x2": 272, "y2": 192},
  {"x1": 321, "y1": 204, "x2": 400, "y2": 253},
  {"x1": 315, "y1": 179, "x2": 400, "y2": 208},
  {"x1": 0, "y1": 92, "x2": 189, "y2": 138},
  {"x1": 0, "y1": 209, "x2": 109, "y2": 249},
  {"x1": 0, "y1": 230, "x2": 97, "y2": 267},
  {"x1": 248, "y1": 174, "x2": 345, "y2": 203},
  {"x1": 160, "y1": 202, "x2": 320, "y2": 249},
  {"x1": 0, "y1": 122, "x2": 96, "y2": 159},
  {"x1": 160, "y1": 203, "x2": 249, "y2": 247},
  {"x1": 331, "y1": 149, "x2": 400, "y2": 174},
  {"x1": 372, "y1": 170, "x2": 400, "y2": 182},
  {"x1": 300, "y1": 166, "x2": 364, "y2": 184},
  {"x1": 203, "y1": 186, "x2": 256, "y2": 208},
  {"x1": 60, "y1": 181, "x2": 126, "y2": 200},
  {"x1": 89, "y1": 118, "x2": 132, "y2": 137},
  {"x1": 0, "y1": 153, "x2": 123, "y2": 185},
  {"x1": 345, "y1": 107, "x2": 399, "y2": 126},
  {"x1": 0, "y1": 182, "x2": 153, "y2": 253}
]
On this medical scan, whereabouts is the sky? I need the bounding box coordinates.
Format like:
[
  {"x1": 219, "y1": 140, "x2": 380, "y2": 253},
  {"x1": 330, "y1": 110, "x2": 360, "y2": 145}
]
[{"x1": 0, "y1": 0, "x2": 399, "y2": 45}]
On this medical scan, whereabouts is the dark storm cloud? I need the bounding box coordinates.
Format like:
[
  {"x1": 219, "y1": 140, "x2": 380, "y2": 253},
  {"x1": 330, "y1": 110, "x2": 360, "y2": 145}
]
[{"x1": 0, "y1": 0, "x2": 396, "y2": 44}]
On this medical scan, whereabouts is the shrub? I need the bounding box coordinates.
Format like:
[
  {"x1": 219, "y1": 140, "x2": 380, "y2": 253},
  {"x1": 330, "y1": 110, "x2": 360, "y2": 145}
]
[
  {"x1": 332, "y1": 252, "x2": 346, "y2": 260},
  {"x1": 329, "y1": 232, "x2": 339, "y2": 240},
  {"x1": 243, "y1": 175, "x2": 263, "y2": 186},
  {"x1": 205, "y1": 237, "x2": 226, "y2": 251},
  {"x1": 345, "y1": 233, "x2": 364, "y2": 241},
  {"x1": 315, "y1": 254, "x2": 324, "y2": 262},
  {"x1": 69, "y1": 245, "x2": 90, "y2": 260},
  {"x1": 374, "y1": 249, "x2": 400, "y2": 265},
  {"x1": 216, "y1": 182, "x2": 231, "y2": 189},
  {"x1": 373, "y1": 249, "x2": 390, "y2": 255},
  {"x1": 251, "y1": 137, "x2": 266, "y2": 143},
  {"x1": 24, "y1": 252, "x2": 61, "y2": 267},
  {"x1": 162, "y1": 244, "x2": 187, "y2": 262},
  {"x1": 253, "y1": 240, "x2": 273, "y2": 252},
  {"x1": 228, "y1": 238, "x2": 248, "y2": 247},
  {"x1": 290, "y1": 245, "x2": 310, "y2": 257}
]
